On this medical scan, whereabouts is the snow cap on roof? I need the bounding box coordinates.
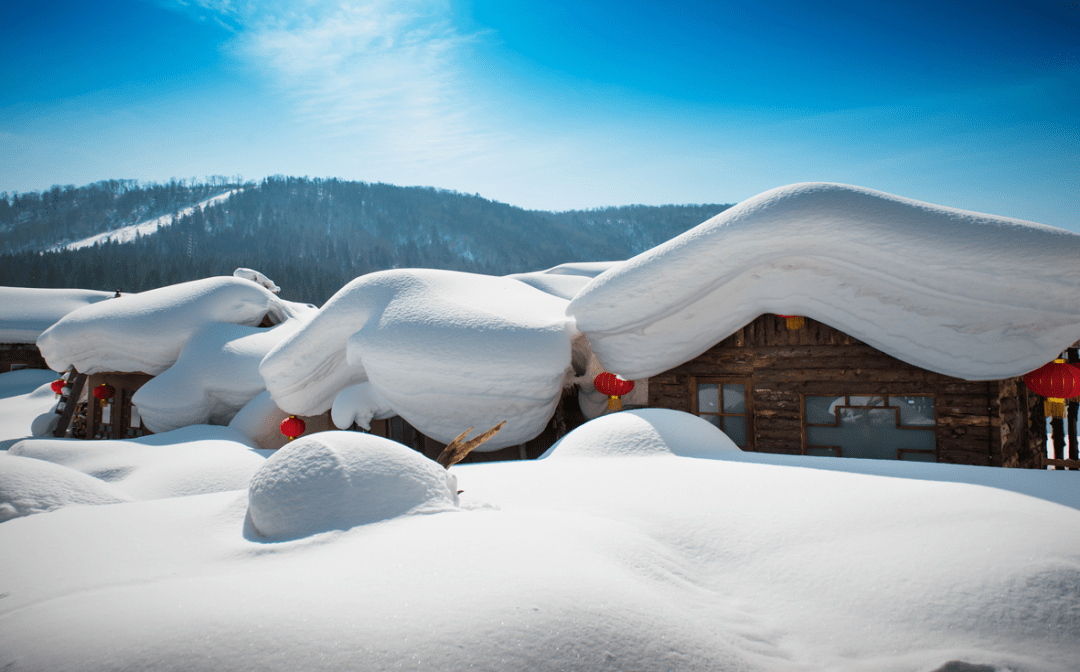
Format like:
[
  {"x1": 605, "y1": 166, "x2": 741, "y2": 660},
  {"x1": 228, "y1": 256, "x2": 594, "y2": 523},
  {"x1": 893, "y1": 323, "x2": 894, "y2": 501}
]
[
  {"x1": 37, "y1": 276, "x2": 307, "y2": 375},
  {"x1": 260, "y1": 268, "x2": 574, "y2": 450},
  {"x1": 0, "y1": 287, "x2": 113, "y2": 343},
  {"x1": 568, "y1": 182, "x2": 1080, "y2": 381}
]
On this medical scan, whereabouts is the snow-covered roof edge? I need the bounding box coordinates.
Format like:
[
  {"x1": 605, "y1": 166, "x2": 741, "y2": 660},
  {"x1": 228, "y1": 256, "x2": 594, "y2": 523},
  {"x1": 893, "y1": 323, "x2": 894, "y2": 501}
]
[{"x1": 567, "y1": 182, "x2": 1080, "y2": 381}]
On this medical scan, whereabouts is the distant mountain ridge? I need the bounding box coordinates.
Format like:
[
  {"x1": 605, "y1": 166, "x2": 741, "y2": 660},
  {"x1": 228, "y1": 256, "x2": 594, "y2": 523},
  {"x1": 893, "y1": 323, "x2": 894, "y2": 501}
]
[{"x1": 1, "y1": 176, "x2": 731, "y2": 305}]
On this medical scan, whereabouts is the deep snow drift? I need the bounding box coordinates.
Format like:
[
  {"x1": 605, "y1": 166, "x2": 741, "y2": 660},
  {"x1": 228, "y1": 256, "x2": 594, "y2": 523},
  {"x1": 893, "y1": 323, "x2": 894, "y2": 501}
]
[
  {"x1": 247, "y1": 431, "x2": 460, "y2": 540},
  {"x1": 569, "y1": 182, "x2": 1080, "y2": 381},
  {"x1": 2, "y1": 403, "x2": 1079, "y2": 672}
]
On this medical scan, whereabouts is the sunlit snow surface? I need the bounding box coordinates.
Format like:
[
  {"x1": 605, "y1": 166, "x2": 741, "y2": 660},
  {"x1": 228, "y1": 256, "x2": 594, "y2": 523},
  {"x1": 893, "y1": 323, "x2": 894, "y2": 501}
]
[
  {"x1": 2, "y1": 401, "x2": 1079, "y2": 672},
  {"x1": 569, "y1": 182, "x2": 1080, "y2": 380}
]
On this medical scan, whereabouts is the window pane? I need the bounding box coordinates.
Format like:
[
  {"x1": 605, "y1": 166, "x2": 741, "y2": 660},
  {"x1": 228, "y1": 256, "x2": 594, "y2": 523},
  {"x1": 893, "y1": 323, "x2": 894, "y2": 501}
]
[
  {"x1": 701, "y1": 414, "x2": 721, "y2": 429},
  {"x1": 808, "y1": 407, "x2": 935, "y2": 461},
  {"x1": 890, "y1": 396, "x2": 935, "y2": 426},
  {"x1": 806, "y1": 396, "x2": 843, "y2": 424},
  {"x1": 722, "y1": 384, "x2": 746, "y2": 413},
  {"x1": 697, "y1": 384, "x2": 720, "y2": 413},
  {"x1": 849, "y1": 395, "x2": 888, "y2": 407},
  {"x1": 722, "y1": 416, "x2": 747, "y2": 446}
]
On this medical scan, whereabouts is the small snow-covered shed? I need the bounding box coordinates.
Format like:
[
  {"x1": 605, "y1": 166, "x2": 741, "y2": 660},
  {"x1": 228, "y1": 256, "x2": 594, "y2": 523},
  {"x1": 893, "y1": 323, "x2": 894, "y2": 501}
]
[{"x1": 35, "y1": 273, "x2": 319, "y2": 442}]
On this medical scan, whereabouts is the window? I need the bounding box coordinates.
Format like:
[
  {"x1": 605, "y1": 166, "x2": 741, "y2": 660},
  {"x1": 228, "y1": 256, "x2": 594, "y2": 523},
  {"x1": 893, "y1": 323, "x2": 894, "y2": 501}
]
[
  {"x1": 693, "y1": 378, "x2": 751, "y2": 448},
  {"x1": 803, "y1": 395, "x2": 936, "y2": 461}
]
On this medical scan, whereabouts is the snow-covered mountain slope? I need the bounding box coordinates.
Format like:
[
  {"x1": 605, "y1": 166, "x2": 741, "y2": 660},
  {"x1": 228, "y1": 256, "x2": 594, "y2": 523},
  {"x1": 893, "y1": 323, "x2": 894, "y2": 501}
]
[
  {"x1": 569, "y1": 182, "x2": 1080, "y2": 381},
  {"x1": 50, "y1": 189, "x2": 240, "y2": 252}
]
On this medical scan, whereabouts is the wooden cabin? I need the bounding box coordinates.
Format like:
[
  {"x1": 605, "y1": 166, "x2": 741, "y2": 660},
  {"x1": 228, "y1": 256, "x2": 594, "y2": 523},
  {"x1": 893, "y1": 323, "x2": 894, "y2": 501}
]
[
  {"x1": 0, "y1": 343, "x2": 49, "y2": 373},
  {"x1": 50, "y1": 371, "x2": 156, "y2": 439},
  {"x1": 647, "y1": 314, "x2": 1053, "y2": 468}
]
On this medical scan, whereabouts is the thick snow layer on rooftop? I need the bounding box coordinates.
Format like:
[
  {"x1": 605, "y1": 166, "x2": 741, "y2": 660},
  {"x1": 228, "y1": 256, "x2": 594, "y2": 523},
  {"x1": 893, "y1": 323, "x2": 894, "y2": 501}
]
[
  {"x1": 506, "y1": 261, "x2": 619, "y2": 300},
  {"x1": 37, "y1": 276, "x2": 313, "y2": 375},
  {"x1": 261, "y1": 269, "x2": 575, "y2": 449},
  {"x1": 53, "y1": 189, "x2": 240, "y2": 252},
  {"x1": 2, "y1": 408, "x2": 1079, "y2": 671},
  {"x1": 0, "y1": 287, "x2": 113, "y2": 342},
  {"x1": 132, "y1": 319, "x2": 308, "y2": 433},
  {"x1": 569, "y1": 182, "x2": 1080, "y2": 381}
]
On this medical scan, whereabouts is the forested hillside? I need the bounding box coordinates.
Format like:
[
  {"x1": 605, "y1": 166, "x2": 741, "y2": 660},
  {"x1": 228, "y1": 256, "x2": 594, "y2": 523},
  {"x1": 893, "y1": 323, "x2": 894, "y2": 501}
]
[{"x1": 0, "y1": 176, "x2": 730, "y2": 305}]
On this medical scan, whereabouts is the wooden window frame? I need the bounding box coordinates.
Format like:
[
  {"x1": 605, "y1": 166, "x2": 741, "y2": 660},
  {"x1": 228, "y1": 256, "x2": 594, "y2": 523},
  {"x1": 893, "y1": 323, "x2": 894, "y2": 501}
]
[
  {"x1": 690, "y1": 376, "x2": 755, "y2": 451},
  {"x1": 800, "y1": 393, "x2": 938, "y2": 461}
]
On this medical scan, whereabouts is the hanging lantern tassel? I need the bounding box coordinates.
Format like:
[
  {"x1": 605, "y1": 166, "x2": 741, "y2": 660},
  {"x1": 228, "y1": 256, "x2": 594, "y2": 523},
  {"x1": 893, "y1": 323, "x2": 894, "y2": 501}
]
[
  {"x1": 1023, "y1": 358, "x2": 1080, "y2": 420},
  {"x1": 280, "y1": 415, "x2": 306, "y2": 442},
  {"x1": 776, "y1": 314, "x2": 805, "y2": 330},
  {"x1": 92, "y1": 383, "x2": 115, "y2": 408},
  {"x1": 593, "y1": 372, "x2": 635, "y2": 412}
]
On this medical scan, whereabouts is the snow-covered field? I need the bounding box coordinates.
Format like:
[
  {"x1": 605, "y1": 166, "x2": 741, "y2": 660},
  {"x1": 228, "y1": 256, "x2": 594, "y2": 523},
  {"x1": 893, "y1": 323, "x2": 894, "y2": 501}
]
[
  {"x1": 2, "y1": 372, "x2": 1079, "y2": 672},
  {"x1": 4, "y1": 182, "x2": 1080, "y2": 671}
]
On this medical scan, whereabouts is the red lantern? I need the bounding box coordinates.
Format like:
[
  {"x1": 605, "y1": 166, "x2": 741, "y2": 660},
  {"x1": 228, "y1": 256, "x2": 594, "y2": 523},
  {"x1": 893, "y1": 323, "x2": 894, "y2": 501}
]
[
  {"x1": 93, "y1": 383, "x2": 115, "y2": 407},
  {"x1": 594, "y1": 372, "x2": 635, "y2": 411},
  {"x1": 776, "y1": 314, "x2": 805, "y2": 330},
  {"x1": 1023, "y1": 359, "x2": 1080, "y2": 419},
  {"x1": 51, "y1": 379, "x2": 65, "y2": 396},
  {"x1": 280, "y1": 415, "x2": 306, "y2": 442}
]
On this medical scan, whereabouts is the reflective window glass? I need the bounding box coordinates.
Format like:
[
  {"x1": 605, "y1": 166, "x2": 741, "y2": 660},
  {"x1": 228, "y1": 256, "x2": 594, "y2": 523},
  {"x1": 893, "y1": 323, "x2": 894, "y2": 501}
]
[
  {"x1": 697, "y1": 384, "x2": 719, "y2": 413},
  {"x1": 890, "y1": 396, "x2": 935, "y2": 426},
  {"x1": 805, "y1": 396, "x2": 844, "y2": 425},
  {"x1": 722, "y1": 384, "x2": 746, "y2": 413},
  {"x1": 722, "y1": 416, "x2": 747, "y2": 446}
]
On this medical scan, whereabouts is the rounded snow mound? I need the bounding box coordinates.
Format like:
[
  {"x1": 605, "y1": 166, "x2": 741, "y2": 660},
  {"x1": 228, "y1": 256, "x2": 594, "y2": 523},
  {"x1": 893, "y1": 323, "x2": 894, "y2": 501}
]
[
  {"x1": 541, "y1": 408, "x2": 741, "y2": 459},
  {"x1": 247, "y1": 431, "x2": 460, "y2": 541},
  {"x1": 0, "y1": 453, "x2": 131, "y2": 522}
]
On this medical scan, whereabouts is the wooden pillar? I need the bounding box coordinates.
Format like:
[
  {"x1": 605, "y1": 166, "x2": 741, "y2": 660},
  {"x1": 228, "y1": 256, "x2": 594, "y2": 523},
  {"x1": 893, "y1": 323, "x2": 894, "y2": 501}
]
[{"x1": 1069, "y1": 348, "x2": 1079, "y2": 465}]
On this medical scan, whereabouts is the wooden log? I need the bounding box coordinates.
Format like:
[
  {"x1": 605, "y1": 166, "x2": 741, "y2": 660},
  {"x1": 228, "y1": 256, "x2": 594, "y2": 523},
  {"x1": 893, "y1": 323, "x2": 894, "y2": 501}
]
[{"x1": 936, "y1": 415, "x2": 992, "y2": 427}]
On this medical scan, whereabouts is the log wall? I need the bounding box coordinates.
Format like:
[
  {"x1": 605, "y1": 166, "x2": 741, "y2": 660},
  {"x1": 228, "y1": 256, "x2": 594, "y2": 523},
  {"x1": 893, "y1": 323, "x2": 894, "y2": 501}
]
[
  {"x1": 0, "y1": 343, "x2": 48, "y2": 373},
  {"x1": 648, "y1": 314, "x2": 1041, "y2": 467}
]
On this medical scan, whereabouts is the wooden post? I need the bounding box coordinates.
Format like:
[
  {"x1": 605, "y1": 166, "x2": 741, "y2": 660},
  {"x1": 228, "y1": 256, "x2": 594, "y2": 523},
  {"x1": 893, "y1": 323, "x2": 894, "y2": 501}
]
[
  {"x1": 1069, "y1": 348, "x2": 1079, "y2": 468},
  {"x1": 53, "y1": 372, "x2": 87, "y2": 438}
]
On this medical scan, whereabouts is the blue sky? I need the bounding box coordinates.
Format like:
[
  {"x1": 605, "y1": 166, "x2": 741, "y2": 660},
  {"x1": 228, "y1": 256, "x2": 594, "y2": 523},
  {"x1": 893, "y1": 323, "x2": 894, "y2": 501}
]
[{"x1": 2, "y1": 0, "x2": 1077, "y2": 229}]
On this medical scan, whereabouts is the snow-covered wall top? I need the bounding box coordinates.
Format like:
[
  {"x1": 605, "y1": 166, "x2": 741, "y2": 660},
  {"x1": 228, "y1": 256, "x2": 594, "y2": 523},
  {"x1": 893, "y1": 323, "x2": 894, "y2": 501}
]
[
  {"x1": 37, "y1": 277, "x2": 311, "y2": 375},
  {"x1": 568, "y1": 182, "x2": 1080, "y2": 381},
  {"x1": 0, "y1": 287, "x2": 114, "y2": 343}
]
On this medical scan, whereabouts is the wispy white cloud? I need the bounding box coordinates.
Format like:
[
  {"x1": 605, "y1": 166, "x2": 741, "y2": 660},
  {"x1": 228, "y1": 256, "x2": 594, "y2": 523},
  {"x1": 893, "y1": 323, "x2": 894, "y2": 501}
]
[{"x1": 161, "y1": 0, "x2": 510, "y2": 167}]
